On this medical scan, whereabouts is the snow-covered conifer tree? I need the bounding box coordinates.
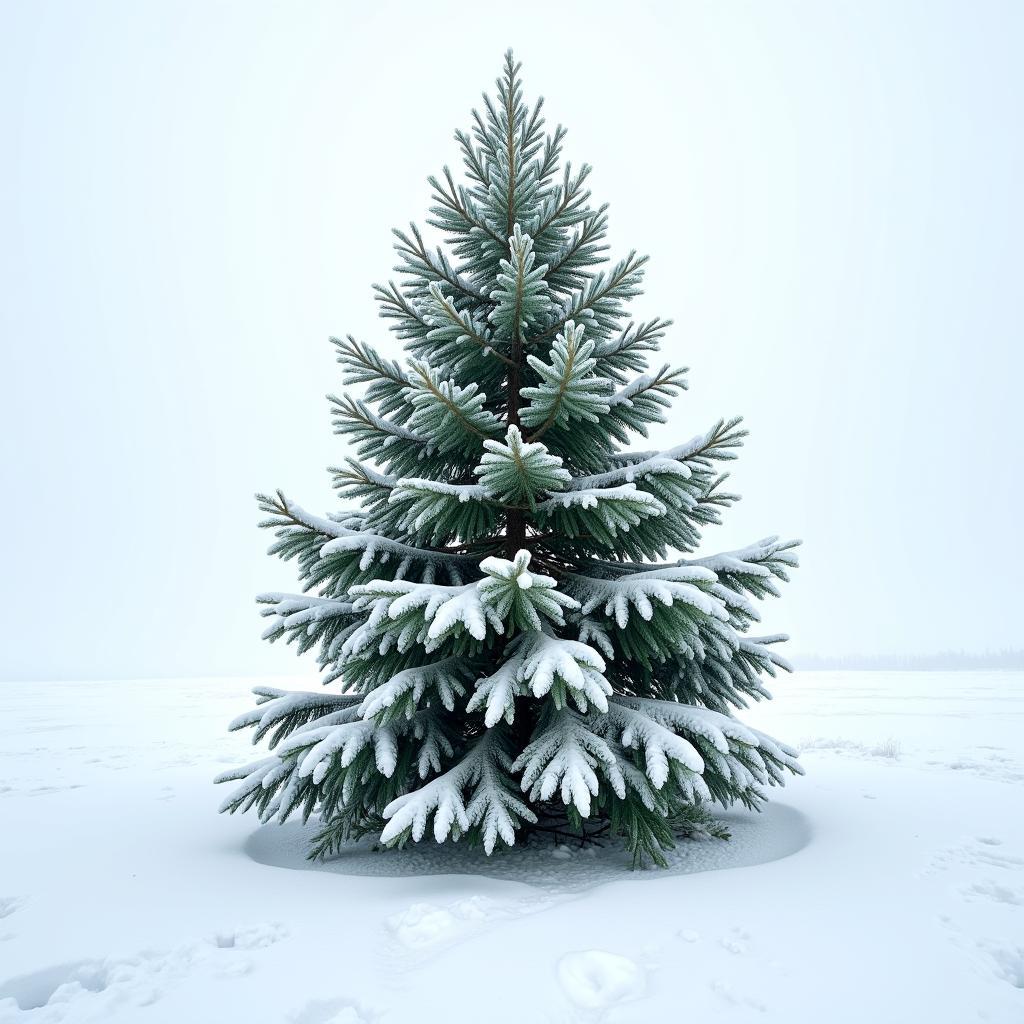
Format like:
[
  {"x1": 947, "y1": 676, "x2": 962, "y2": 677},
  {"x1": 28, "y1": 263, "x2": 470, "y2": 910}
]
[{"x1": 217, "y1": 52, "x2": 803, "y2": 865}]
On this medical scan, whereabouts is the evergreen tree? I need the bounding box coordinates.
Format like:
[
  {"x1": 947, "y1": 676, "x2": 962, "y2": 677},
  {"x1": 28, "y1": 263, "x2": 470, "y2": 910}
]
[{"x1": 217, "y1": 52, "x2": 802, "y2": 866}]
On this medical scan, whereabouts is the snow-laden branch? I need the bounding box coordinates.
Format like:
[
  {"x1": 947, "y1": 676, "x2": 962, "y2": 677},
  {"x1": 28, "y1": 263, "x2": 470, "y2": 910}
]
[
  {"x1": 381, "y1": 730, "x2": 535, "y2": 852},
  {"x1": 358, "y1": 658, "x2": 470, "y2": 721},
  {"x1": 573, "y1": 417, "x2": 744, "y2": 490},
  {"x1": 271, "y1": 496, "x2": 480, "y2": 569},
  {"x1": 512, "y1": 710, "x2": 624, "y2": 817},
  {"x1": 566, "y1": 565, "x2": 727, "y2": 628}
]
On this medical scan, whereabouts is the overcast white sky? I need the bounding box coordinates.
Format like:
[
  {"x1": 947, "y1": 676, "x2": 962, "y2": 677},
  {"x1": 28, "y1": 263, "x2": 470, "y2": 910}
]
[{"x1": 2, "y1": 0, "x2": 1021, "y2": 681}]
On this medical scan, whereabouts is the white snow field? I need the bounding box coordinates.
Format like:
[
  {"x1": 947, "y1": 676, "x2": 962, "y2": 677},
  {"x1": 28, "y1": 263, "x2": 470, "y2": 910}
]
[{"x1": 1, "y1": 672, "x2": 1022, "y2": 1023}]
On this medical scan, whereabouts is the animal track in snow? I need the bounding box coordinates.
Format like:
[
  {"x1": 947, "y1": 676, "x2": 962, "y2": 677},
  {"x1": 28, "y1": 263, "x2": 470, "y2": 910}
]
[
  {"x1": 0, "y1": 783, "x2": 85, "y2": 799},
  {"x1": 924, "y1": 756, "x2": 1024, "y2": 784},
  {"x1": 0, "y1": 923, "x2": 288, "y2": 1018},
  {"x1": 0, "y1": 899, "x2": 22, "y2": 921},
  {"x1": 962, "y1": 880, "x2": 1024, "y2": 907},
  {"x1": 288, "y1": 997, "x2": 372, "y2": 1024},
  {"x1": 719, "y1": 927, "x2": 753, "y2": 955},
  {"x1": 385, "y1": 894, "x2": 553, "y2": 957},
  {"x1": 212, "y1": 922, "x2": 289, "y2": 949},
  {"x1": 983, "y1": 943, "x2": 1024, "y2": 989},
  {"x1": 923, "y1": 836, "x2": 1024, "y2": 877},
  {"x1": 709, "y1": 977, "x2": 768, "y2": 1012},
  {"x1": 557, "y1": 950, "x2": 646, "y2": 1012}
]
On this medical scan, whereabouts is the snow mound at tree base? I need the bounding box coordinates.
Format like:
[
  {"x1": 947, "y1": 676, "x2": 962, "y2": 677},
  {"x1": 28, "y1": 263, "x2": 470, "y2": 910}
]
[{"x1": 244, "y1": 801, "x2": 810, "y2": 891}]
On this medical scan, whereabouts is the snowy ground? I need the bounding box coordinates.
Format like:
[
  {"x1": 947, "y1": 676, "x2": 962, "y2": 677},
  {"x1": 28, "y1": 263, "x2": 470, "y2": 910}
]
[{"x1": 1, "y1": 672, "x2": 1022, "y2": 1023}]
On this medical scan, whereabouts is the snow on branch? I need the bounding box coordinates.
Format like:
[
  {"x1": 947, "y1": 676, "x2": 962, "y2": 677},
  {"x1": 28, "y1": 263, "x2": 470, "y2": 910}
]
[
  {"x1": 226, "y1": 686, "x2": 362, "y2": 747},
  {"x1": 478, "y1": 549, "x2": 579, "y2": 632},
  {"x1": 348, "y1": 578, "x2": 502, "y2": 654},
  {"x1": 520, "y1": 320, "x2": 613, "y2": 436},
  {"x1": 275, "y1": 715, "x2": 393, "y2": 783},
  {"x1": 476, "y1": 425, "x2": 570, "y2": 509},
  {"x1": 468, "y1": 626, "x2": 612, "y2": 725},
  {"x1": 611, "y1": 695, "x2": 760, "y2": 753},
  {"x1": 573, "y1": 417, "x2": 745, "y2": 490},
  {"x1": 604, "y1": 701, "x2": 704, "y2": 788},
  {"x1": 402, "y1": 359, "x2": 504, "y2": 452},
  {"x1": 386, "y1": 478, "x2": 497, "y2": 546},
  {"x1": 535, "y1": 483, "x2": 667, "y2": 540},
  {"x1": 685, "y1": 537, "x2": 802, "y2": 599},
  {"x1": 565, "y1": 565, "x2": 728, "y2": 628},
  {"x1": 358, "y1": 658, "x2": 471, "y2": 723},
  {"x1": 512, "y1": 710, "x2": 623, "y2": 817},
  {"x1": 599, "y1": 365, "x2": 688, "y2": 443},
  {"x1": 467, "y1": 653, "x2": 529, "y2": 727},
  {"x1": 381, "y1": 730, "x2": 535, "y2": 851},
  {"x1": 265, "y1": 495, "x2": 478, "y2": 571},
  {"x1": 256, "y1": 594, "x2": 357, "y2": 640},
  {"x1": 519, "y1": 631, "x2": 612, "y2": 712}
]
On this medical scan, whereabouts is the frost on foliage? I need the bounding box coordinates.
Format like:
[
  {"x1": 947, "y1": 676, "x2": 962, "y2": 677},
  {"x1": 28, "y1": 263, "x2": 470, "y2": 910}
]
[
  {"x1": 333, "y1": 335, "x2": 410, "y2": 413},
  {"x1": 604, "y1": 701, "x2": 704, "y2": 788},
  {"x1": 386, "y1": 478, "x2": 495, "y2": 545},
  {"x1": 687, "y1": 537, "x2": 801, "y2": 600},
  {"x1": 535, "y1": 484, "x2": 666, "y2": 539},
  {"x1": 217, "y1": 697, "x2": 396, "y2": 820},
  {"x1": 519, "y1": 632, "x2": 612, "y2": 713},
  {"x1": 572, "y1": 419, "x2": 744, "y2": 491},
  {"x1": 567, "y1": 565, "x2": 729, "y2": 628},
  {"x1": 478, "y1": 549, "x2": 578, "y2": 632},
  {"x1": 600, "y1": 365, "x2": 688, "y2": 441},
  {"x1": 467, "y1": 652, "x2": 529, "y2": 727},
  {"x1": 267, "y1": 495, "x2": 477, "y2": 579},
  {"x1": 422, "y1": 282, "x2": 499, "y2": 374},
  {"x1": 227, "y1": 686, "x2": 361, "y2": 747},
  {"x1": 468, "y1": 628, "x2": 612, "y2": 724},
  {"x1": 513, "y1": 711, "x2": 624, "y2": 817},
  {"x1": 276, "y1": 715, "x2": 385, "y2": 784},
  {"x1": 330, "y1": 393, "x2": 434, "y2": 477},
  {"x1": 358, "y1": 658, "x2": 471, "y2": 723},
  {"x1": 257, "y1": 593, "x2": 357, "y2": 644},
  {"x1": 347, "y1": 550, "x2": 577, "y2": 655},
  {"x1": 519, "y1": 321, "x2": 613, "y2": 430},
  {"x1": 402, "y1": 360, "x2": 503, "y2": 454},
  {"x1": 606, "y1": 696, "x2": 803, "y2": 793},
  {"x1": 475, "y1": 426, "x2": 571, "y2": 508},
  {"x1": 488, "y1": 225, "x2": 550, "y2": 340},
  {"x1": 348, "y1": 578, "x2": 502, "y2": 653},
  {"x1": 381, "y1": 730, "x2": 535, "y2": 853}
]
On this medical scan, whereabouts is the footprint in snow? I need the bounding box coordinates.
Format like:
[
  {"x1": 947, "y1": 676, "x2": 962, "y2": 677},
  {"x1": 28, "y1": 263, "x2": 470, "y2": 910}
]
[
  {"x1": 981, "y1": 942, "x2": 1024, "y2": 990},
  {"x1": 26, "y1": 784, "x2": 85, "y2": 797},
  {"x1": 710, "y1": 977, "x2": 768, "y2": 1012},
  {"x1": 288, "y1": 997, "x2": 373, "y2": 1024},
  {"x1": 0, "y1": 923, "x2": 288, "y2": 1016},
  {"x1": 386, "y1": 894, "x2": 553, "y2": 958},
  {"x1": 961, "y1": 880, "x2": 1024, "y2": 907},
  {"x1": 0, "y1": 899, "x2": 22, "y2": 921},
  {"x1": 923, "y1": 837, "x2": 1023, "y2": 876},
  {"x1": 212, "y1": 922, "x2": 289, "y2": 949},
  {"x1": 720, "y1": 928, "x2": 753, "y2": 955},
  {"x1": 557, "y1": 950, "x2": 646, "y2": 1013}
]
